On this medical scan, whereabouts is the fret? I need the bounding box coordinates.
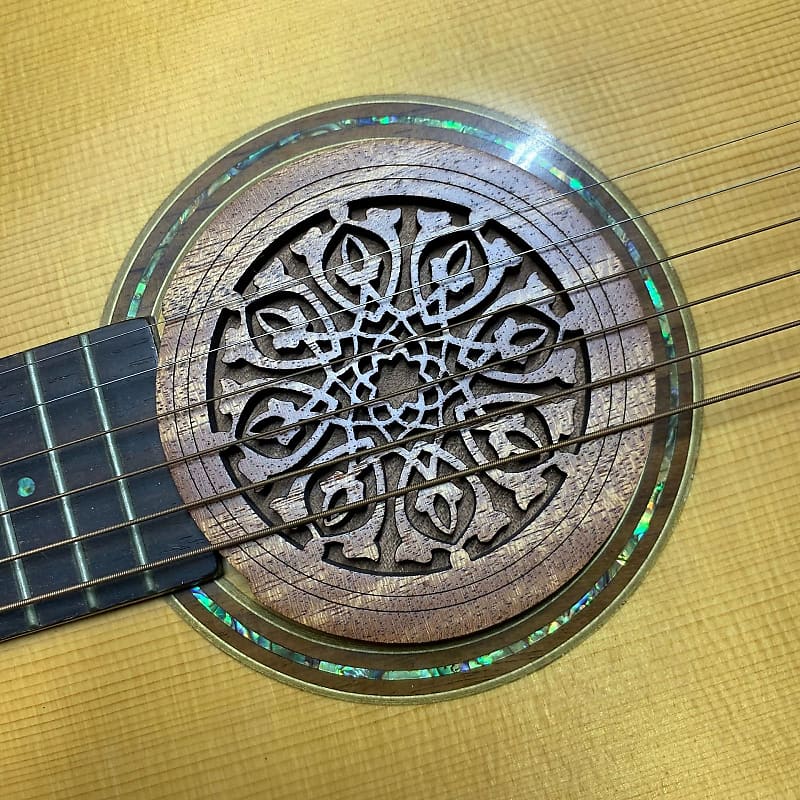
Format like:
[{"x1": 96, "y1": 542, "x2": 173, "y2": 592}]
[
  {"x1": 24, "y1": 350, "x2": 99, "y2": 609},
  {"x1": 0, "y1": 319, "x2": 220, "y2": 641},
  {"x1": 32, "y1": 332, "x2": 157, "y2": 610},
  {"x1": 79, "y1": 333, "x2": 156, "y2": 593},
  {"x1": 83, "y1": 322, "x2": 218, "y2": 585}
]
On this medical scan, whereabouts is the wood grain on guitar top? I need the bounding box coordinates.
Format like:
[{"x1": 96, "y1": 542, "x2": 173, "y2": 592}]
[{"x1": 1, "y1": 1, "x2": 798, "y2": 798}]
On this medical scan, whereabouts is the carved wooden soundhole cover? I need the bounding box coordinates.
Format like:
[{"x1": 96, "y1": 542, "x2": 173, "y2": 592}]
[
  {"x1": 156, "y1": 130, "x2": 682, "y2": 647},
  {"x1": 107, "y1": 100, "x2": 699, "y2": 694}
]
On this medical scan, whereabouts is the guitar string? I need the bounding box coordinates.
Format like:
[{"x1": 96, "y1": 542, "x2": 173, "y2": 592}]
[
  {"x1": 1, "y1": 10, "x2": 792, "y2": 636},
  {"x1": 0, "y1": 114, "x2": 797, "y2": 382},
  {"x1": 0, "y1": 160, "x2": 797, "y2": 428},
  {"x1": 0, "y1": 315, "x2": 794, "y2": 572},
  {"x1": 0, "y1": 214, "x2": 795, "y2": 479},
  {"x1": 1, "y1": 262, "x2": 797, "y2": 521},
  {"x1": 159, "y1": 163, "x2": 800, "y2": 364},
  {"x1": 118, "y1": 114, "x2": 800, "y2": 337},
  {"x1": 0, "y1": 199, "x2": 795, "y2": 573},
  {"x1": 0, "y1": 368, "x2": 795, "y2": 615}
]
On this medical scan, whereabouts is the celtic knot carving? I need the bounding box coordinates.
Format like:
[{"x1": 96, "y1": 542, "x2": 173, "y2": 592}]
[{"x1": 211, "y1": 200, "x2": 587, "y2": 575}]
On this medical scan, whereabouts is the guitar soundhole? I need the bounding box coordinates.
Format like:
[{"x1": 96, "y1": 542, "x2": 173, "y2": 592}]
[{"x1": 115, "y1": 100, "x2": 698, "y2": 698}]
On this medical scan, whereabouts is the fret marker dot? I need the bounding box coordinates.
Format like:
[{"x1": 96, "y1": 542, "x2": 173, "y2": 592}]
[{"x1": 17, "y1": 477, "x2": 35, "y2": 498}]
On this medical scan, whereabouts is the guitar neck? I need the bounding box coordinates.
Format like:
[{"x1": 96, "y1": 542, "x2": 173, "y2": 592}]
[{"x1": 0, "y1": 318, "x2": 218, "y2": 640}]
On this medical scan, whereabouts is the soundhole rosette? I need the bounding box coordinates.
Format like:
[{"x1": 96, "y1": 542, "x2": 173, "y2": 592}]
[{"x1": 107, "y1": 99, "x2": 699, "y2": 699}]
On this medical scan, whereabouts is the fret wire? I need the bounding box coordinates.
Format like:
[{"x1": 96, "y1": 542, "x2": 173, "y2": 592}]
[
  {"x1": 0, "y1": 316, "x2": 795, "y2": 570},
  {"x1": 0, "y1": 477, "x2": 38, "y2": 627},
  {"x1": 79, "y1": 334, "x2": 156, "y2": 593},
  {"x1": 24, "y1": 351, "x2": 99, "y2": 610},
  {"x1": 0, "y1": 369, "x2": 795, "y2": 616},
  {"x1": 1, "y1": 115, "x2": 797, "y2": 384},
  {"x1": 0, "y1": 161, "x2": 798, "y2": 428},
  {"x1": 0, "y1": 263, "x2": 796, "y2": 525}
]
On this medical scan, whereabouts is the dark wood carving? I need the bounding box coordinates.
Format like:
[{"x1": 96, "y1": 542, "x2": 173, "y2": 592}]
[{"x1": 157, "y1": 138, "x2": 662, "y2": 644}]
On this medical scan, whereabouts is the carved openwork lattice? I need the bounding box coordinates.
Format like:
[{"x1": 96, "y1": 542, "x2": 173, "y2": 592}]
[
  {"x1": 211, "y1": 200, "x2": 588, "y2": 575},
  {"x1": 124, "y1": 101, "x2": 700, "y2": 691}
]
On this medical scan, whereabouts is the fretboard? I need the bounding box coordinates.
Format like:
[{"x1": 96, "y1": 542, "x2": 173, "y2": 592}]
[{"x1": 0, "y1": 319, "x2": 220, "y2": 641}]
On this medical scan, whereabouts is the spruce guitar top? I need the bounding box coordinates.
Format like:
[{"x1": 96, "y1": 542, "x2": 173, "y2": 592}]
[{"x1": 1, "y1": 2, "x2": 797, "y2": 798}]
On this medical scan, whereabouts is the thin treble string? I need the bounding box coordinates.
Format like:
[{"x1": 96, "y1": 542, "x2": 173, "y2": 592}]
[
  {"x1": 1, "y1": 115, "x2": 798, "y2": 382},
  {"x1": 120, "y1": 162, "x2": 800, "y2": 375},
  {"x1": 0, "y1": 368, "x2": 796, "y2": 615},
  {"x1": 156, "y1": 126, "x2": 800, "y2": 325},
  {"x1": 171, "y1": 117, "x2": 800, "y2": 274},
  {"x1": 2, "y1": 262, "x2": 797, "y2": 522},
  {"x1": 0, "y1": 213, "x2": 797, "y2": 478},
  {"x1": 1, "y1": 315, "x2": 795, "y2": 571},
  {"x1": 1, "y1": 161, "x2": 798, "y2": 427}
]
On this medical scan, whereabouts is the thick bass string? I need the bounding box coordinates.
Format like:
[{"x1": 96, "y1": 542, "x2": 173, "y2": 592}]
[{"x1": 0, "y1": 367, "x2": 796, "y2": 616}]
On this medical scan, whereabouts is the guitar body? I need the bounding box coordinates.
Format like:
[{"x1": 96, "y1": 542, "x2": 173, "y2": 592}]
[{"x1": 1, "y1": 1, "x2": 797, "y2": 797}]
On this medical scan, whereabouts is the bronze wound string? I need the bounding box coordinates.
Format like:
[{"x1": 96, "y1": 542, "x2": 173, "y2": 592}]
[{"x1": 0, "y1": 367, "x2": 795, "y2": 615}]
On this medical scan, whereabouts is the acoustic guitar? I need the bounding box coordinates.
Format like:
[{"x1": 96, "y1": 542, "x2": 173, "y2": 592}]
[{"x1": 1, "y1": 1, "x2": 797, "y2": 798}]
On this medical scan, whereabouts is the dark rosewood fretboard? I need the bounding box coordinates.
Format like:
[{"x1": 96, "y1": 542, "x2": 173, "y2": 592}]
[{"x1": 0, "y1": 319, "x2": 219, "y2": 641}]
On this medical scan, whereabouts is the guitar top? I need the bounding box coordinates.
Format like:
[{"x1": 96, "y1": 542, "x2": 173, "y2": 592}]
[{"x1": 1, "y1": 2, "x2": 798, "y2": 798}]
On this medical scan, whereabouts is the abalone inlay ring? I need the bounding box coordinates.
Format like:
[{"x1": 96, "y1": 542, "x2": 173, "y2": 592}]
[{"x1": 108, "y1": 99, "x2": 699, "y2": 698}]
